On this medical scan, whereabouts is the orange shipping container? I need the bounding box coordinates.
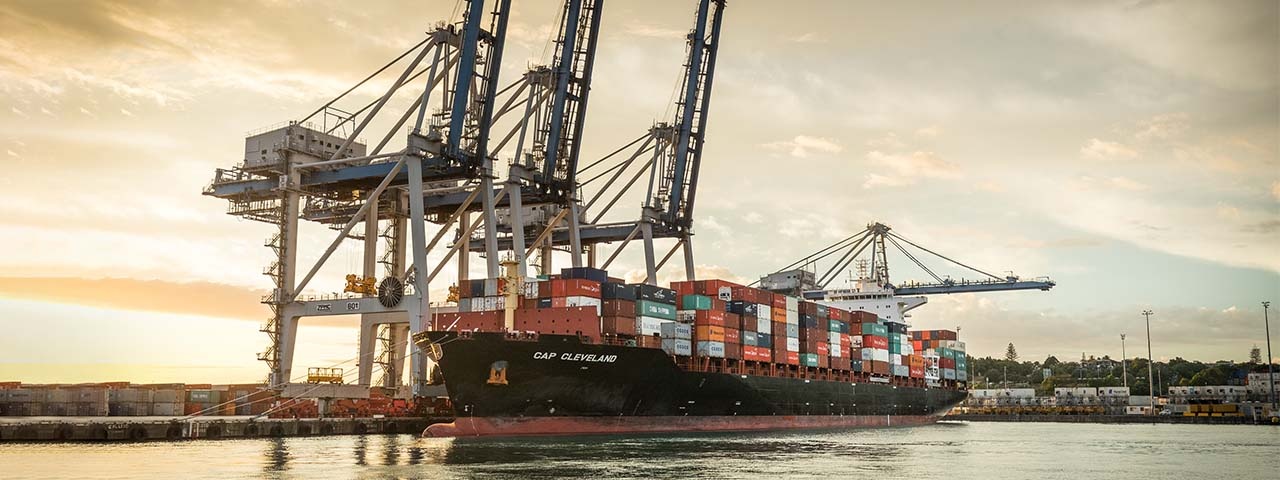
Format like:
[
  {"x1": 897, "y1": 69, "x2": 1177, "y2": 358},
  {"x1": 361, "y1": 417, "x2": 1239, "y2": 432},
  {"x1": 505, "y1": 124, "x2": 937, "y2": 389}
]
[{"x1": 694, "y1": 325, "x2": 726, "y2": 342}]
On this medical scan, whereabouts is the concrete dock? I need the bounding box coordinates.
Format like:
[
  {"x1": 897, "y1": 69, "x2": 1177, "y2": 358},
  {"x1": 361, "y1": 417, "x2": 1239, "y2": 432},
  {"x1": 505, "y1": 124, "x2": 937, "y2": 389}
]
[{"x1": 0, "y1": 416, "x2": 447, "y2": 441}]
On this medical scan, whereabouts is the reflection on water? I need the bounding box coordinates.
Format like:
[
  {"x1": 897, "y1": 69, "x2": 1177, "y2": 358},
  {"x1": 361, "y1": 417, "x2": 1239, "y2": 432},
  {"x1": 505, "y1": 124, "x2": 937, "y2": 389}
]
[
  {"x1": 263, "y1": 437, "x2": 290, "y2": 474},
  {"x1": 3, "y1": 423, "x2": 1279, "y2": 480}
]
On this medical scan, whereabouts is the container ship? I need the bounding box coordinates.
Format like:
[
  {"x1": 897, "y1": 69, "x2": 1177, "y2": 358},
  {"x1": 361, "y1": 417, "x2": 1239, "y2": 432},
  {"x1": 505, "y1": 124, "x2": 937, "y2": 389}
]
[{"x1": 415, "y1": 264, "x2": 969, "y2": 437}]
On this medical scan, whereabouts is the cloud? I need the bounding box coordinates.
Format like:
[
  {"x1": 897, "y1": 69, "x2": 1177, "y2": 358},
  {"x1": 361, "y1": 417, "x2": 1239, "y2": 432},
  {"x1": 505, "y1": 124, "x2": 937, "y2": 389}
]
[
  {"x1": 1080, "y1": 138, "x2": 1139, "y2": 160},
  {"x1": 862, "y1": 150, "x2": 960, "y2": 188},
  {"x1": 866, "y1": 132, "x2": 906, "y2": 149},
  {"x1": 914, "y1": 126, "x2": 941, "y2": 138},
  {"x1": 763, "y1": 135, "x2": 843, "y2": 158},
  {"x1": 1134, "y1": 112, "x2": 1190, "y2": 141},
  {"x1": 624, "y1": 24, "x2": 687, "y2": 39},
  {"x1": 0, "y1": 277, "x2": 368, "y2": 328},
  {"x1": 1072, "y1": 175, "x2": 1149, "y2": 192},
  {"x1": 790, "y1": 32, "x2": 826, "y2": 44}
]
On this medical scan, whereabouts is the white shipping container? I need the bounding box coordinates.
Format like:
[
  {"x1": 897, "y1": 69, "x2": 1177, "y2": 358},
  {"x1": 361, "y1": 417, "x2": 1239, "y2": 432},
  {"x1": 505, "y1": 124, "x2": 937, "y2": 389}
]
[
  {"x1": 785, "y1": 309, "x2": 799, "y2": 325},
  {"x1": 1099, "y1": 387, "x2": 1130, "y2": 397},
  {"x1": 662, "y1": 338, "x2": 693, "y2": 356},
  {"x1": 717, "y1": 286, "x2": 733, "y2": 301},
  {"x1": 890, "y1": 353, "x2": 902, "y2": 365},
  {"x1": 893, "y1": 365, "x2": 910, "y2": 377},
  {"x1": 696, "y1": 341, "x2": 726, "y2": 358},
  {"x1": 925, "y1": 366, "x2": 940, "y2": 380},
  {"x1": 785, "y1": 337, "x2": 800, "y2": 352},
  {"x1": 943, "y1": 368, "x2": 957, "y2": 380},
  {"x1": 565, "y1": 296, "x2": 601, "y2": 315},
  {"x1": 785, "y1": 296, "x2": 799, "y2": 312},
  {"x1": 757, "y1": 317, "x2": 771, "y2": 333},
  {"x1": 523, "y1": 279, "x2": 539, "y2": 298},
  {"x1": 872, "y1": 349, "x2": 890, "y2": 362},
  {"x1": 828, "y1": 332, "x2": 842, "y2": 345},
  {"x1": 758, "y1": 305, "x2": 772, "y2": 320},
  {"x1": 1073, "y1": 387, "x2": 1098, "y2": 397},
  {"x1": 637, "y1": 317, "x2": 667, "y2": 336},
  {"x1": 830, "y1": 344, "x2": 842, "y2": 358},
  {"x1": 676, "y1": 310, "x2": 697, "y2": 323},
  {"x1": 850, "y1": 335, "x2": 864, "y2": 349},
  {"x1": 660, "y1": 322, "x2": 692, "y2": 340}
]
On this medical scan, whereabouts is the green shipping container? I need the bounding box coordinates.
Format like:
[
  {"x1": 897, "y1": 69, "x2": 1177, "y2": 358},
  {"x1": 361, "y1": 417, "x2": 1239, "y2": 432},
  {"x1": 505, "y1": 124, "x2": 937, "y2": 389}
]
[
  {"x1": 636, "y1": 300, "x2": 676, "y2": 320},
  {"x1": 861, "y1": 323, "x2": 888, "y2": 336},
  {"x1": 939, "y1": 348, "x2": 956, "y2": 360},
  {"x1": 889, "y1": 343, "x2": 901, "y2": 354},
  {"x1": 799, "y1": 353, "x2": 820, "y2": 367},
  {"x1": 827, "y1": 319, "x2": 843, "y2": 332},
  {"x1": 680, "y1": 294, "x2": 713, "y2": 310}
]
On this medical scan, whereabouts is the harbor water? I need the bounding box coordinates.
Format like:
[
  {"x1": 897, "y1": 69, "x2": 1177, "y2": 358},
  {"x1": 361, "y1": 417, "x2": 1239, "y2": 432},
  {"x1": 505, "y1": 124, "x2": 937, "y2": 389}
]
[{"x1": 2, "y1": 422, "x2": 1278, "y2": 479}]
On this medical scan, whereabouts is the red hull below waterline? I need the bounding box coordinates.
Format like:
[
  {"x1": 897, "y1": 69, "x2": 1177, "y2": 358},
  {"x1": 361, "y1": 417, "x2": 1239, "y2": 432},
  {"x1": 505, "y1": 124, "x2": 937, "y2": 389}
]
[{"x1": 424, "y1": 414, "x2": 943, "y2": 437}]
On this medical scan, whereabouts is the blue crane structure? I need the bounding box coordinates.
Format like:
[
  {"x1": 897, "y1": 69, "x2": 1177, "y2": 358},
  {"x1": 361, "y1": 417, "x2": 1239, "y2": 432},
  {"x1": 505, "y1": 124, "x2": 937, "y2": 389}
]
[
  {"x1": 569, "y1": 0, "x2": 727, "y2": 285},
  {"x1": 199, "y1": 0, "x2": 723, "y2": 394},
  {"x1": 757, "y1": 222, "x2": 1056, "y2": 297}
]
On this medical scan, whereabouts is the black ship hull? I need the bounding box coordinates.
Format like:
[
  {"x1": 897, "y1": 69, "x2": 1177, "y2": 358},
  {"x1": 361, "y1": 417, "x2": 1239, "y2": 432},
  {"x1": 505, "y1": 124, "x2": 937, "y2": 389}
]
[{"x1": 419, "y1": 332, "x2": 967, "y2": 436}]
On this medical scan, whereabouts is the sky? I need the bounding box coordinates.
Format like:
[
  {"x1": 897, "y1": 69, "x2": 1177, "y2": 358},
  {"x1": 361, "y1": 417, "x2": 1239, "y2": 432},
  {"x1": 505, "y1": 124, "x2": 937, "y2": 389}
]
[{"x1": 0, "y1": 0, "x2": 1276, "y2": 384}]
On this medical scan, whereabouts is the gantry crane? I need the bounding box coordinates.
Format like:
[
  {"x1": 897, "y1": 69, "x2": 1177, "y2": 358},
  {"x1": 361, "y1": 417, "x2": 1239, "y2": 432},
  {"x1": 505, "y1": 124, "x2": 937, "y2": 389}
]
[
  {"x1": 757, "y1": 222, "x2": 1056, "y2": 297},
  {"x1": 570, "y1": 0, "x2": 727, "y2": 284}
]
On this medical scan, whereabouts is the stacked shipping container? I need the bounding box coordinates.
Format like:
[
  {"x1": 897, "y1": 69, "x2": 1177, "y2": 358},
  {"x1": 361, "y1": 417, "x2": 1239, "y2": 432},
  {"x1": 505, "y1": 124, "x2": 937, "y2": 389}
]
[{"x1": 434, "y1": 269, "x2": 967, "y2": 386}]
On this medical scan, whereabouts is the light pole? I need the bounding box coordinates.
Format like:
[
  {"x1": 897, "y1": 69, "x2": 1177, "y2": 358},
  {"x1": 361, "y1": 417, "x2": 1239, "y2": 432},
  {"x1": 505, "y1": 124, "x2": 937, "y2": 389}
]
[
  {"x1": 1121, "y1": 333, "x2": 1127, "y2": 388},
  {"x1": 1264, "y1": 301, "x2": 1275, "y2": 409},
  {"x1": 1143, "y1": 309, "x2": 1155, "y2": 415}
]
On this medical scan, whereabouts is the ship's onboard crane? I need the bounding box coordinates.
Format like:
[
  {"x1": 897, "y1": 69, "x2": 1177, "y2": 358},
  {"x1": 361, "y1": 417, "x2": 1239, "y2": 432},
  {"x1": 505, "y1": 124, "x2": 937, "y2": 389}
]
[{"x1": 757, "y1": 222, "x2": 1056, "y2": 297}]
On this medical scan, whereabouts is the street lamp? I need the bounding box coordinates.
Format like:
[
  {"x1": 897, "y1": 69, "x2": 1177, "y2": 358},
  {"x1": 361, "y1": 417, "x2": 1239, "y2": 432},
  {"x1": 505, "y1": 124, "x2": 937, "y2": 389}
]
[
  {"x1": 1143, "y1": 309, "x2": 1155, "y2": 415},
  {"x1": 1121, "y1": 333, "x2": 1127, "y2": 388},
  {"x1": 1264, "y1": 301, "x2": 1275, "y2": 409}
]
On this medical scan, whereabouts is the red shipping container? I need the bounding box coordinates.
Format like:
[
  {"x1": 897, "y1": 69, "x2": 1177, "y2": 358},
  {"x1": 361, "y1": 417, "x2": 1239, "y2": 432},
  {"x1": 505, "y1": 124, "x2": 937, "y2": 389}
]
[
  {"x1": 724, "y1": 327, "x2": 740, "y2": 345},
  {"x1": 549, "y1": 279, "x2": 602, "y2": 298},
  {"x1": 551, "y1": 297, "x2": 567, "y2": 308},
  {"x1": 695, "y1": 279, "x2": 741, "y2": 297},
  {"x1": 694, "y1": 310, "x2": 727, "y2": 327},
  {"x1": 840, "y1": 334, "x2": 852, "y2": 348},
  {"x1": 910, "y1": 365, "x2": 925, "y2": 378},
  {"x1": 601, "y1": 316, "x2": 637, "y2": 335},
  {"x1": 871, "y1": 360, "x2": 891, "y2": 375},
  {"x1": 863, "y1": 335, "x2": 888, "y2": 350},
  {"x1": 851, "y1": 311, "x2": 877, "y2": 324},
  {"x1": 817, "y1": 355, "x2": 829, "y2": 368},
  {"x1": 912, "y1": 340, "x2": 923, "y2": 352},
  {"x1": 773, "y1": 349, "x2": 800, "y2": 365},
  {"x1": 601, "y1": 300, "x2": 636, "y2": 318},
  {"x1": 772, "y1": 334, "x2": 788, "y2": 351},
  {"x1": 671, "y1": 281, "x2": 695, "y2": 297},
  {"x1": 816, "y1": 342, "x2": 829, "y2": 356},
  {"x1": 801, "y1": 336, "x2": 824, "y2": 352},
  {"x1": 772, "y1": 321, "x2": 789, "y2": 338},
  {"x1": 771, "y1": 294, "x2": 787, "y2": 311},
  {"x1": 940, "y1": 357, "x2": 956, "y2": 369},
  {"x1": 799, "y1": 301, "x2": 817, "y2": 316},
  {"x1": 723, "y1": 342, "x2": 742, "y2": 360},
  {"x1": 513, "y1": 307, "x2": 601, "y2": 338},
  {"x1": 432, "y1": 311, "x2": 504, "y2": 332}
]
